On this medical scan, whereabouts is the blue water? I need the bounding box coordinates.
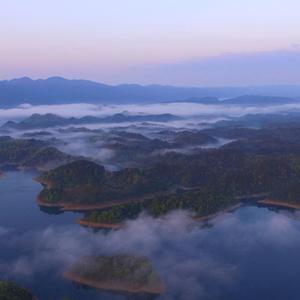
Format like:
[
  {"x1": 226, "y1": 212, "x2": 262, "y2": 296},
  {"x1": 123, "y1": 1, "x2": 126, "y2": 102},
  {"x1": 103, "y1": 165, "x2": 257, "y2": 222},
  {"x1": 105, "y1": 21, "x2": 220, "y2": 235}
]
[
  {"x1": 1, "y1": 172, "x2": 300, "y2": 300},
  {"x1": 0, "y1": 172, "x2": 124, "y2": 300}
]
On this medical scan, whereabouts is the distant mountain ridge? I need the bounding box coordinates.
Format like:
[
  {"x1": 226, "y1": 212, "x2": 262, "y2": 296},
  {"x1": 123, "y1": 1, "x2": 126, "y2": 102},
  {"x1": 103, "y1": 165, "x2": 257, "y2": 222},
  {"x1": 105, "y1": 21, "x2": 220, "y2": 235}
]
[
  {"x1": 0, "y1": 112, "x2": 180, "y2": 130},
  {"x1": 173, "y1": 95, "x2": 299, "y2": 106},
  {"x1": 0, "y1": 77, "x2": 300, "y2": 106}
]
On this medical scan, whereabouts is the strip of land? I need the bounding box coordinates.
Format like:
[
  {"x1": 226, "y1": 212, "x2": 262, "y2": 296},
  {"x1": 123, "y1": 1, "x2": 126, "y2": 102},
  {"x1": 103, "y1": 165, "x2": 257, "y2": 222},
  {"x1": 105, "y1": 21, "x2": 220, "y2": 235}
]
[
  {"x1": 64, "y1": 272, "x2": 165, "y2": 295},
  {"x1": 78, "y1": 203, "x2": 243, "y2": 229},
  {"x1": 37, "y1": 190, "x2": 176, "y2": 211},
  {"x1": 77, "y1": 219, "x2": 122, "y2": 229},
  {"x1": 193, "y1": 203, "x2": 242, "y2": 222},
  {"x1": 258, "y1": 199, "x2": 300, "y2": 210}
]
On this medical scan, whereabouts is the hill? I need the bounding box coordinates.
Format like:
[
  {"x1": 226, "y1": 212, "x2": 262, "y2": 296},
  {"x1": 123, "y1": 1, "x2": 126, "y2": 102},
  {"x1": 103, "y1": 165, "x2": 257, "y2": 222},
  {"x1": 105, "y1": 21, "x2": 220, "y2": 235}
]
[
  {"x1": 64, "y1": 255, "x2": 164, "y2": 295},
  {"x1": 1, "y1": 77, "x2": 300, "y2": 106},
  {"x1": 0, "y1": 136, "x2": 76, "y2": 170},
  {"x1": 37, "y1": 124, "x2": 300, "y2": 225},
  {"x1": 0, "y1": 113, "x2": 180, "y2": 130}
]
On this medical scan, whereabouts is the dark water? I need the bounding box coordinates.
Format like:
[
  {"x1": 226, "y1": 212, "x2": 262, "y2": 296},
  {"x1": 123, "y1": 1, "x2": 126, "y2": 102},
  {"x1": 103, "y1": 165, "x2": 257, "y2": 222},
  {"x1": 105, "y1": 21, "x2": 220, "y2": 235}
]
[{"x1": 1, "y1": 172, "x2": 300, "y2": 300}]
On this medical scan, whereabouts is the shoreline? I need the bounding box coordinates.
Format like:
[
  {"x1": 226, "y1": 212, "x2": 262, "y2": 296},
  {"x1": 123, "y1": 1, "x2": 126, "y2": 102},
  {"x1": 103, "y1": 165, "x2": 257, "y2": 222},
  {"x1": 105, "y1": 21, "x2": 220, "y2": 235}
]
[
  {"x1": 258, "y1": 199, "x2": 300, "y2": 210},
  {"x1": 38, "y1": 191, "x2": 268, "y2": 212},
  {"x1": 77, "y1": 219, "x2": 122, "y2": 229},
  {"x1": 37, "y1": 197, "x2": 148, "y2": 212},
  {"x1": 37, "y1": 188, "x2": 178, "y2": 212},
  {"x1": 78, "y1": 203, "x2": 243, "y2": 230},
  {"x1": 63, "y1": 272, "x2": 165, "y2": 295},
  {"x1": 38, "y1": 190, "x2": 300, "y2": 230},
  {"x1": 193, "y1": 203, "x2": 242, "y2": 223}
]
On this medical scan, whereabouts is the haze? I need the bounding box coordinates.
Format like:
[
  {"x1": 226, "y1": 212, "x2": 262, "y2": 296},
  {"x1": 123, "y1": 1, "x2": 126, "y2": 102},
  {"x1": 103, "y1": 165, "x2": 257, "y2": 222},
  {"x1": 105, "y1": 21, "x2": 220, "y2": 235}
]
[{"x1": 1, "y1": 0, "x2": 300, "y2": 86}]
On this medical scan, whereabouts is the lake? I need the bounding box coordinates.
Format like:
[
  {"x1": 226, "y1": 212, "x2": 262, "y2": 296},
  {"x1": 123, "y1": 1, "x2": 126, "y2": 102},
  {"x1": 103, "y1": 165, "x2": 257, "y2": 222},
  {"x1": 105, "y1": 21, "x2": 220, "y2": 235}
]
[{"x1": 0, "y1": 172, "x2": 300, "y2": 300}]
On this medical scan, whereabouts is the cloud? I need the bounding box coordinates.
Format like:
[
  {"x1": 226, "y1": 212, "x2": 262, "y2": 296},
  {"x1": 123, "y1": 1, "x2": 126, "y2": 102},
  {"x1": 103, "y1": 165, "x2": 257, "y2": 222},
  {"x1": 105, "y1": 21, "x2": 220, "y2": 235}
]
[
  {"x1": 2, "y1": 100, "x2": 300, "y2": 125},
  {"x1": 0, "y1": 207, "x2": 300, "y2": 299},
  {"x1": 0, "y1": 103, "x2": 100, "y2": 122}
]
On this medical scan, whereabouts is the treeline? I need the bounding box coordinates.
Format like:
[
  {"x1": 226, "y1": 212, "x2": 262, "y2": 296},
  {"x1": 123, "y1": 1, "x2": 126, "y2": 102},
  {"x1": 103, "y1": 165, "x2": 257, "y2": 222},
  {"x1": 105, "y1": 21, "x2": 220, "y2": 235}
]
[
  {"x1": 39, "y1": 150, "x2": 300, "y2": 204},
  {"x1": 0, "y1": 136, "x2": 75, "y2": 170},
  {"x1": 83, "y1": 188, "x2": 236, "y2": 224},
  {"x1": 0, "y1": 281, "x2": 35, "y2": 300},
  {"x1": 38, "y1": 125, "x2": 300, "y2": 224}
]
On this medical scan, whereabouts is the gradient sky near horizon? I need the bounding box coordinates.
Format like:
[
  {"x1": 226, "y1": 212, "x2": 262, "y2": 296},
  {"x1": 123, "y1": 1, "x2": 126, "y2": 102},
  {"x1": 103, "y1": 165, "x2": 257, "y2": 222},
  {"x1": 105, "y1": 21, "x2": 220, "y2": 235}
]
[{"x1": 1, "y1": 0, "x2": 300, "y2": 86}]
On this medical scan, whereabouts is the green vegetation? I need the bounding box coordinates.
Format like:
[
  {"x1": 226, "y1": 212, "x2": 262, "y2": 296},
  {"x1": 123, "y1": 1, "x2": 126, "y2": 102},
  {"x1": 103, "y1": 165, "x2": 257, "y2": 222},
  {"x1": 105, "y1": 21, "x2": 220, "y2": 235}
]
[
  {"x1": 0, "y1": 136, "x2": 75, "y2": 170},
  {"x1": 39, "y1": 149, "x2": 300, "y2": 207},
  {"x1": 38, "y1": 160, "x2": 170, "y2": 205},
  {"x1": 171, "y1": 130, "x2": 217, "y2": 146},
  {"x1": 66, "y1": 255, "x2": 164, "y2": 293},
  {"x1": 1, "y1": 113, "x2": 180, "y2": 130},
  {"x1": 0, "y1": 281, "x2": 35, "y2": 300},
  {"x1": 84, "y1": 189, "x2": 235, "y2": 224},
  {"x1": 37, "y1": 121, "x2": 300, "y2": 224}
]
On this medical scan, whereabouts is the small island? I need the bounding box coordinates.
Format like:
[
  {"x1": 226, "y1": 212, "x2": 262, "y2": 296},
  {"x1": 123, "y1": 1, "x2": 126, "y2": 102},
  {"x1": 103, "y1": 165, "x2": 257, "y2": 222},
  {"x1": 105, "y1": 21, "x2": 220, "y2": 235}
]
[{"x1": 64, "y1": 255, "x2": 165, "y2": 295}]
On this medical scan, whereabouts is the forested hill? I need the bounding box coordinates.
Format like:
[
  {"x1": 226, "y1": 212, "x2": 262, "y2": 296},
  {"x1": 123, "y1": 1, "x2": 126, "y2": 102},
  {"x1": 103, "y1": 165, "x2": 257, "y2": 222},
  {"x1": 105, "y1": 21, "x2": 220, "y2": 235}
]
[{"x1": 38, "y1": 138, "x2": 300, "y2": 209}]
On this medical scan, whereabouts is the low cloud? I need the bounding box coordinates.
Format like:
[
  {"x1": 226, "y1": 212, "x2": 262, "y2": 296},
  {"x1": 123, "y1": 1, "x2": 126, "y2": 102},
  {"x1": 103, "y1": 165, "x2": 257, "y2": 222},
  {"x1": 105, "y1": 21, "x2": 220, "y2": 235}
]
[
  {"x1": 0, "y1": 207, "x2": 299, "y2": 299},
  {"x1": 1, "y1": 101, "x2": 300, "y2": 125}
]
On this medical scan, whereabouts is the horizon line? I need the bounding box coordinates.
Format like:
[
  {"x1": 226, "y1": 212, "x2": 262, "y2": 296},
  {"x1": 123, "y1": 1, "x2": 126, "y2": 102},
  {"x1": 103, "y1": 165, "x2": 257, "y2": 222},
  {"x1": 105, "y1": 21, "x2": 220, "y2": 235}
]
[{"x1": 2, "y1": 76, "x2": 300, "y2": 89}]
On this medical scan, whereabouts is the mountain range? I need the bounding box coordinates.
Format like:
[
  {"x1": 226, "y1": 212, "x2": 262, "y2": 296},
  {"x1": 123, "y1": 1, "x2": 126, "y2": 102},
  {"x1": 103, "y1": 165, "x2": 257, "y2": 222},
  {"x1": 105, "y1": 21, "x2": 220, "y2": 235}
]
[
  {"x1": 1, "y1": 77, "x2": 300, "y2": 106},
  {"x1": 0, "y1": 113, "x2": 180, "y2": 130}
]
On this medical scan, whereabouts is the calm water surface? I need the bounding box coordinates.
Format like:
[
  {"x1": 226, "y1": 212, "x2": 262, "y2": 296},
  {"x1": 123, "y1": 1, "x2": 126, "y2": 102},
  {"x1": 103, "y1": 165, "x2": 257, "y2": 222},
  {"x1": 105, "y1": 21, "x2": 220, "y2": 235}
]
[{"x1": 0, "y1": 172, "x2": 300, "y2": 300}]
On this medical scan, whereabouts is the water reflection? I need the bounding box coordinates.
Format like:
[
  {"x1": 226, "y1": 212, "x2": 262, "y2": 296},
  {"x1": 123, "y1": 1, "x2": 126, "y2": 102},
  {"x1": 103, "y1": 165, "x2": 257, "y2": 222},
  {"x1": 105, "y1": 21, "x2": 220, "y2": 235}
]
[{"x1": 39, "y1": 206, "x2": 64, "y2": 215}]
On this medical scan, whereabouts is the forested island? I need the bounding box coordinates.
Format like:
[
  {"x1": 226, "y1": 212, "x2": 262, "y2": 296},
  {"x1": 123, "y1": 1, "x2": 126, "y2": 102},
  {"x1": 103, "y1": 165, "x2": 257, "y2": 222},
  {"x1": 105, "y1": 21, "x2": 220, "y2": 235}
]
[
  {"x1": 2, "y1": 110, "x2": 300, "y2": 228},
  {"x1": 37, "y1": 122, "x2": 300, "y2": 227},
  {"x1": 64, "y1": 255, "x2": 164, "y2": 295}
]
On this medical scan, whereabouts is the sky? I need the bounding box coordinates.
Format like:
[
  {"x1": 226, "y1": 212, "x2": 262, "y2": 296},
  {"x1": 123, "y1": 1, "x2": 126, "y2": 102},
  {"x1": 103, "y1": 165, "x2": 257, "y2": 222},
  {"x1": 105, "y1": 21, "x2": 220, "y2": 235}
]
[{"x1": 1, "y1": 0, "x2": 300, "y2": 86}]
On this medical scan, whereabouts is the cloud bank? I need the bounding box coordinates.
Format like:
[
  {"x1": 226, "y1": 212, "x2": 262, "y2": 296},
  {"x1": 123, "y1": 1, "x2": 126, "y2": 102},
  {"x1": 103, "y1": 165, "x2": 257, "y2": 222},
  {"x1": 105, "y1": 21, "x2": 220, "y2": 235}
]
[
  {"x1": 1, "y1": 207, "x2": 300, "y2": 299},
  {"x1": 1, "y1": 100, "x2": 300, "y2": 124}
]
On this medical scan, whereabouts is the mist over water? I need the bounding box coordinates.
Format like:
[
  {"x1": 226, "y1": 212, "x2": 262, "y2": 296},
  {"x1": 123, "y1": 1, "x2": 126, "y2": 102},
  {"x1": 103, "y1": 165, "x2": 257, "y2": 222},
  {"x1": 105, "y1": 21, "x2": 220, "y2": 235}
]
[
  {"x1": 1, "y1": 172, "x2": 300, "y2": 300},
  {"x1": 1, "y1": 100, "x2": 300, "y2": 299},
  {"x1": 2, "y1": 1, "x2": 300, "y2": 299}
]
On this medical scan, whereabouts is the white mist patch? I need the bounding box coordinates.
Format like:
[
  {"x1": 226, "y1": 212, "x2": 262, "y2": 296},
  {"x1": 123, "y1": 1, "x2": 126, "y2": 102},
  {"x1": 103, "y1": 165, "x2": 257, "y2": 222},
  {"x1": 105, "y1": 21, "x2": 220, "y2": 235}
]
[
  {"x1": 1, "y1": 101, "x2": 300, "y2": 124},
  {"x1": 0, "y1": 207, "x2": 299, "y2": 299},
  {"x1": 0, "y1": 103, "x2": 100, "y2": 123},
  {"x1": 53, "y1": 131, "x2": 116, "y2": 162}
]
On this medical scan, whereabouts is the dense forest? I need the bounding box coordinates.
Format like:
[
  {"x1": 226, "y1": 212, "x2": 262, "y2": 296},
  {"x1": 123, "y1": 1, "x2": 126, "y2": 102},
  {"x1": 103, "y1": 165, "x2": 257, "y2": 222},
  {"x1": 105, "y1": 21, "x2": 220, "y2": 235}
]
[
  {"x1": 38, "y1": 127, "x2": 300, "y2": 224},
  {"x1": 3, "y1": 111, "x2": 300, "y2": 225},
  {"x1": 65, "y1": 255, "x2": 164, "y2": 294},
  {"x1": 82, "y1": 188, "x2": 235, "y2": 224},
  {"x1": 0, "y1": 136, "x2": 76, "y2": 170},
  {"x1": 0, "y1": 281, "x2": 35, "y2": 300}
]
